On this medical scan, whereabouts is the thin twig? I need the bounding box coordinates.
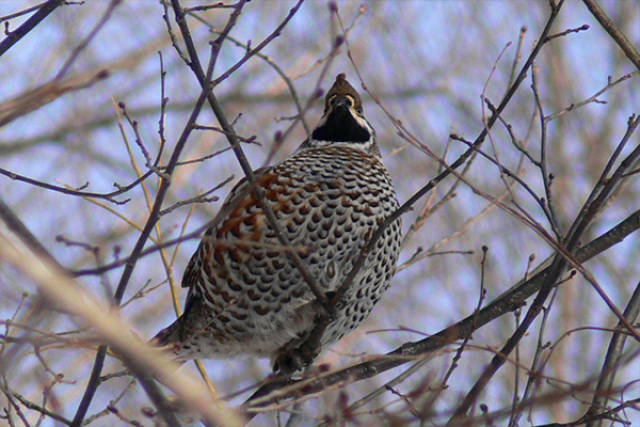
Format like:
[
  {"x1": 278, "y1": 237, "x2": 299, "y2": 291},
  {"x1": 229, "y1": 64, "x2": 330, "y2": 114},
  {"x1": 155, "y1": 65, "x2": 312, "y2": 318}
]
[
  {"x1": 73, "y1": 225, "x2": 310, "y2": 277},
  {"x1": 54, "y1": 0, "x2": 121, "y2": 80},
  {"x1": 545, "y1": 71, "x2": 637, "y2": 122},
  {"x1": 211, "y1": 0, "x2": 305, "y2": 87},
  {"x1": 450, "y1": 133, "x2": 557, "y2": 233},
  {"x1": 544, "y1": 23, "x2": 590, "y2": 42},
  {"x1": 507, "y1": 255, "x2": 535, "y2": 427},
  {"x1": 0, "y1": 382, "x2": 72, "y2": 425},
  {"x1": 159, "y1": 175, "x2": 232, "y2": 215},
  {"x1": 0, "y1": 166, "x2": 156, "y2": 205},
  {"x1": 0, "y1": 2, "x2": 50, "y2": 24},
  {"x1": 438, "y1": 246, "x2": 489, "y2": 389},
  {"x1": 531, "y1": 64, "x2": 562, "y2": 237}
]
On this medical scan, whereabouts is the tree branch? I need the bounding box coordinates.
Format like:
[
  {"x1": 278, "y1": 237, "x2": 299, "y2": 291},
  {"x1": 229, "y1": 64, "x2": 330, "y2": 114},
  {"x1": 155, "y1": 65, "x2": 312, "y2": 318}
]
[
  {"x1": 583, "y1": 0, "x2": 640, "y2": 72},
  {"x1": 0, "y1": 0, "x2": 65, "y2": 57}
]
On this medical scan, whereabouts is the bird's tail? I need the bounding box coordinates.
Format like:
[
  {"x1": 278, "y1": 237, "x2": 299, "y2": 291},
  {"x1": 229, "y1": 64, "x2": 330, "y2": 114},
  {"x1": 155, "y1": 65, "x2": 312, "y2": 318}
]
[{"x1": 151, "y1": 319, "x2": 190, "y2": 364}]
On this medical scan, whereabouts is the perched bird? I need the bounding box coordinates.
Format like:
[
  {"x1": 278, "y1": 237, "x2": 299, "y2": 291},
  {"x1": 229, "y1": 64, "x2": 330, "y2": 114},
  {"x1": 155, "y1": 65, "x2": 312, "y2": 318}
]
[{"x1": 155, "y1": 74, "x2": 402, "y2": 373}]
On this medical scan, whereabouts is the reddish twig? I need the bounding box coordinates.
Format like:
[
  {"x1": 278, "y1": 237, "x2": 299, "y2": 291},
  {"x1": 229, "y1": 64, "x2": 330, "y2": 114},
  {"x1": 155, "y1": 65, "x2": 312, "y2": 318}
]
[{"x1": 212, "y1": 0, "x2": 305, "y2": 86}]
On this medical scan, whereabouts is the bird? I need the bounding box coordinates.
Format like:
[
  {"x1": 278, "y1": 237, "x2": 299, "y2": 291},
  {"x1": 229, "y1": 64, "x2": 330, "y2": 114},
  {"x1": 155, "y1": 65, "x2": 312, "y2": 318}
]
[{"x1": 154, "y1": 73, "x2": 402, "y2": 374}]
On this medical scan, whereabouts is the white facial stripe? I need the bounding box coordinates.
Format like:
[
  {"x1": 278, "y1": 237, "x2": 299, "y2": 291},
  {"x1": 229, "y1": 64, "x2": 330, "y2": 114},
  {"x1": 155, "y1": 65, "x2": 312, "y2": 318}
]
[{"x1": 352, "y1": 111, "x2": 374, "y2": 134}]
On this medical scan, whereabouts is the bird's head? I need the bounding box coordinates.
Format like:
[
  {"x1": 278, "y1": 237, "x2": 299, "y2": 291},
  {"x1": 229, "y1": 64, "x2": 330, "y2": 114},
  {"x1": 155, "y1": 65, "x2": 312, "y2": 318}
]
[{"x1": 309, "y1": 74, "x2": 377, "y2": 153}]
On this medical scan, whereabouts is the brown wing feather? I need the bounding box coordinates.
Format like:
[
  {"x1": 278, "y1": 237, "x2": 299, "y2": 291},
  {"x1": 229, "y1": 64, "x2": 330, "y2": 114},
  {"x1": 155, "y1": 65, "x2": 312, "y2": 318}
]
[{"x1": 180, "y1": 166, "x2": 271, "y2": 292}]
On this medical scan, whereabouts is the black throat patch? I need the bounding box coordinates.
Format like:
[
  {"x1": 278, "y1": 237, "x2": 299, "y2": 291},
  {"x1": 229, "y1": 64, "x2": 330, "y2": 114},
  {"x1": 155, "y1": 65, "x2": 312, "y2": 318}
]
[{"x1": 311, "y1": 106, "x2": 371, "y2": 143}]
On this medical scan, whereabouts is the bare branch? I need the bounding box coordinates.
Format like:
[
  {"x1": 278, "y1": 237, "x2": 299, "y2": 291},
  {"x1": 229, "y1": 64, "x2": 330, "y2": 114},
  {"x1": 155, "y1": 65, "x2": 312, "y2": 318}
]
[
  {"x1": 0, "y1": 0, "x2": 65, "y2": 57},
  {"x1": 583, "y1": 0, "x2": 640, "y2": 71}
]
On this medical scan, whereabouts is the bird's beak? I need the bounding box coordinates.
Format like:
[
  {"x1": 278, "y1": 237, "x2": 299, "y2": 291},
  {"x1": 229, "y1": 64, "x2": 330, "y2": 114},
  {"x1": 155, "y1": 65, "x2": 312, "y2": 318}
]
[{"x1": 333, "y1": 97, "x2": 351, "y2": 111}]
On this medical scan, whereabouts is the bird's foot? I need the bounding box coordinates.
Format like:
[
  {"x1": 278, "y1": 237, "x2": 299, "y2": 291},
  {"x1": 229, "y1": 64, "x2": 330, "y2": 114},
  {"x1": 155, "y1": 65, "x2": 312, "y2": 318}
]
[{"x1": 272, "y1": 345, "x2": 319, "y2": 376}]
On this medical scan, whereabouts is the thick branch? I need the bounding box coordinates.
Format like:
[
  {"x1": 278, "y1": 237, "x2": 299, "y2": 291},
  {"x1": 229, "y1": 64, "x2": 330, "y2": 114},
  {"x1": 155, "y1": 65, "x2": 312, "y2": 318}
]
[
  {"x1": 0, "y1": 226, "x2": 243, "y2": 426},
  {"x1": 0, "y1": 0, "x2": 64, "y2": 57},
  {"x1": 583, "y1": 0, "x2": 640, "y2": 72}
]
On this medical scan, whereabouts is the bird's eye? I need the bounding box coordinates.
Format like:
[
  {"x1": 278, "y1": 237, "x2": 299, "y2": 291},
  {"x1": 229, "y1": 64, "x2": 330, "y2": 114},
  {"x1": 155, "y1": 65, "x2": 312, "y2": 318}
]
[
  {"x1": 345, "y1": 95, "x2": 355, "y2": 107},
  {"x1": 328, "y1": 95, "x2": 338, "y2": 106}
]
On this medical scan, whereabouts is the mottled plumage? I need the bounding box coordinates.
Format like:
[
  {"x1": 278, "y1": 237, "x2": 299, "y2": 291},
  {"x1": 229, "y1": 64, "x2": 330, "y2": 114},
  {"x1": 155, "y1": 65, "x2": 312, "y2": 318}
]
[{"x1": 155, "y1": 74, "x2": 401, "y2": 372}]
